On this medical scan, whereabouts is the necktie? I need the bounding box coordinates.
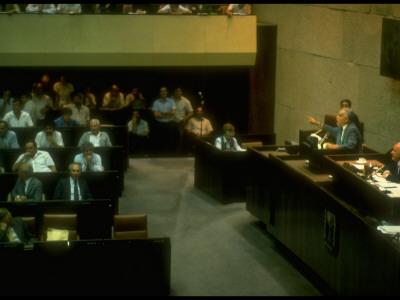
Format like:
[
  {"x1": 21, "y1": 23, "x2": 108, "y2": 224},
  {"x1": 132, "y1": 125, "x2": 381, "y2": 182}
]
[{"x1": 74, "y1": 180, "x2": 79, "y2": 201}]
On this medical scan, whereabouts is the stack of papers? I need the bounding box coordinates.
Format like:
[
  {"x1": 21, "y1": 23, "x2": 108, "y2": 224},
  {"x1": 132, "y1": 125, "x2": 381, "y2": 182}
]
[{"x1": 377, "y1": 225, "x2": 400, "y2": 234}]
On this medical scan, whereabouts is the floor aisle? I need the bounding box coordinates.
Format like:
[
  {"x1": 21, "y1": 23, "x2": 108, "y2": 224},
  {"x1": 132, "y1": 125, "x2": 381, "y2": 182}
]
[{"x1": 118, "y1": 157, "x2": 322, "y2": 296}]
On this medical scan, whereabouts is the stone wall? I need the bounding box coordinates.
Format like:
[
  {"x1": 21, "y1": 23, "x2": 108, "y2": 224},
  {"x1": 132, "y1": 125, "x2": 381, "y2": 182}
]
[{"x1": 254, "y1": 4, "x2": 400, "y2": 153}]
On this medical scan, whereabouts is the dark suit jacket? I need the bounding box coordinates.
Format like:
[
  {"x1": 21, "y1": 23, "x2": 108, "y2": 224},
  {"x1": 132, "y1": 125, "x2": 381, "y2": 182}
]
[
  {"x1": 324, "y1": 122, "x2": 362, "y2": 154},
  {"x1": 0, "y1": 217, "x2": 35, "y2": 245},
  {"x1": 11, "y1": 177, "x2": 43, "y2": 202},
  {"x1": 383, "y1": 161, "x2": 400, "y2": 183},
  {"x1": 53, "y1": 177, "x2": 93, "y2": 200}
]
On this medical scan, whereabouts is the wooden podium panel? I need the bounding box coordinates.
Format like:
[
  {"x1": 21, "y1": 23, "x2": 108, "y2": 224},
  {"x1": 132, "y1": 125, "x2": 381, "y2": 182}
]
[{"x1": 246, "y1": 148, "x2": 400, "y2": 295}]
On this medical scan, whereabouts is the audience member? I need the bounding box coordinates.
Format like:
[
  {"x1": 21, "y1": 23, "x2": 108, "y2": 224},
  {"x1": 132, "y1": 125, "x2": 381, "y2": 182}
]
[
  {"x1": 11, "y1": 163, "x2": 43, "y2": 202},
  {"x1": 0, "y1": 89, "x2": 13, "y2": 119},
  {"x1": 127, "y1": 109, "x2": 150, "y2": 155},
  {"x1": 32, "y1": 82, "x2": 54, "y2": 127},
  {"x1": 21, "y1": 92, "x2": 36, "y2": 125},
  {"x1": 0, "y1": 208, "x2": 35, "y2": 245},
  {"x1": 102, "y1": 84, "x2": 125, "y2": 109},
  {"x1": 25, "y1": 4, "x2": 56, "y2": 14},
  {"x1": 5, "y1": 4, "x2": 20, "y2": 15},
  {"x1": 54, "y1": 106, "x2": 81, "y2": 127},
  {"x1": 53, "y1": 162, "x2": 93, "y2": 200},
  {"x1": 12, "y1": 140, "x2": 57, "y2": 173},
  {"x1": 215, "y1": 123, "x2": 245, "y2": 151},
  {"x1": 190, "y1": 4, "x2": 213, "y2": 14},
  {"x1": 125, "y1": 87, "x2": 146, "y2": 110},
  {"x1": 152, "y1": 86, "x2": 176, "y2": 155},
  {"x1": 53, "y1": 75, "x2": 74, "y2": 109},
  {"x1": 35, "y1": 120, "x2": 64, "y2": 148},
  {"x1": 185, "y1": 106, "x2": 213, "y2": 137},
  {"x1": 157, "y1": 4, "x2": 192, "y2": 14},
  {"x1": 0, "y1": 120, "x2": 19, "y2": 149},
  {"x1": 226, "y1": 4, "x2": 251, "y2": 17},
  {"x1": 382, "y1": 142, "x2": 400, "y2": 183},
  {"x1": 74, "y1": 142, "x2": 104, "y2": 172},
  {"x1": 78, "y1": 119, "x2": 112, "y2": 147},
  {"x1": 307, "y1": 108, "x2": 363, "y2": 154},
  {"x1": 68, "y1": 92, "x2": 90, "y2": 126},
  {"x1": 2, "y1": 98, "x2": 34, "y2": 128},
  {"x1": 83, "y1": 86, "x2": 97, "y2": 108},
  {"x1": 56, "y1": 4, "x2": 82, "y2": 14},
  {"x1": 171, "y1": 87, "x2": 193, "y2": 154},
  {"x1": 40, "y1": 74, "x2": 55, "y2": 100}
]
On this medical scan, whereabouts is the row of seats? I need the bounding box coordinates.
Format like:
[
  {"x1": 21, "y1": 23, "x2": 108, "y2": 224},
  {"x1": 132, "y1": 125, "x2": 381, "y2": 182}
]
[
  {"x1": 0, "y1": 171, "x2": 122, "y2": 205},
  {"x1": 6, "y1": 124, "x2": 128, "y2": 148},
  {"x1": 0, "y1": 146, "x2": 125, "y2": 173},
  {"x1": 22, "y1": 213, "x2": 148, "y2": 242}
]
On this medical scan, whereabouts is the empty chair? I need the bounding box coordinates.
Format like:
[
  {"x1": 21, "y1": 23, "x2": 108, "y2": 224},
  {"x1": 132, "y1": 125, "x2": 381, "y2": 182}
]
[
  {"x1": 40, "y1": 214, "x2": 79, "y2": 241},
  {"x1": 113, "y1": 214, "x2": 148, "y2": 239}
]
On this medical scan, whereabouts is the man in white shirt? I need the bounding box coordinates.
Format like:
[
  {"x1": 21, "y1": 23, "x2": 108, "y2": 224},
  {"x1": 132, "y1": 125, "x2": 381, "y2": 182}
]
[
  {"x1": 35, "y1": 121, "x2": 64, "y2": 148},
  {"x1": 68, "y1": 92, "x2": 90, "y2": 126},
  {"x1": 2, "y1": 98, "x2": 34, "y2": 127},
  {"x1": 12, "y1": 141, "x2": 57, "y2": 173},
  {"x1": 78, "y1": 119, "x2": 112, "y2": 147},
  {"x1": 215, "y1": 123, "x2": 245, "y2": 152}
]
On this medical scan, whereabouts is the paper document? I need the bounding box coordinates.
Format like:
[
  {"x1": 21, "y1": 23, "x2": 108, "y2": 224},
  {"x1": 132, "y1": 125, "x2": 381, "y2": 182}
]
[{"x1": 377, "y1": 225, "x2": 400, "y2": 234}]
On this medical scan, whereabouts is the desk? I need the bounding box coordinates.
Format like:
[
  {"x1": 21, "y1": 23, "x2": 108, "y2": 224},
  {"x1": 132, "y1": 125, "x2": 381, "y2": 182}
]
[
  {"x1": 323, "y1": 153, "x2": 400, "y2": 221},
  {"x1": 1, "y1": 199, "x2": 113, "y2": 239},
  {"x1": 246, "y1": 147, "x2": 400, "y2": 295},
  {"x1": 0, "y1": 238, "x2": 171, "y2": 296}
]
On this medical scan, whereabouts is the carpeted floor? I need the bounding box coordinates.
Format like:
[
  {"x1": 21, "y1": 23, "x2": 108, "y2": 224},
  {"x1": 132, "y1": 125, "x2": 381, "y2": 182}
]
[{"x1": 118, "y1": 157, "x2": 323, "y2": 296}]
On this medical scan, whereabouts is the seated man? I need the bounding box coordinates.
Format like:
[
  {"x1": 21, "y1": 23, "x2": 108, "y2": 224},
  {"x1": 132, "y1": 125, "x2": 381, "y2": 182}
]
[
  {"x1": 382, "y1": 142, "x2": 400, "y2": 183},
  {"x1": 74, "y1": 142, "x2": 104, "y2": 172},
  {"x1": 78, "y1": 119, "x2": 112, "y2": 147},
  {"x1": 53, "y1": 162, "x2": 93, "y2": 201},
  {"x1": 127, "y1": 109, "x2": 150, "y2": 155},
  {"x1": 185, "y1": 107, "x2": 213, "y2": 137},
  {"x1": 2, "y1": 98, "x2": 34, "y2": 128},
  {"x1": 54, "y1": 106, "x2": 80, "y2": 127},
  {"x1": 12, "y1": 140, "x2": 57, "y2": 172},
  {"x1": 35, "y1": 120, "x2": 64, "y2": 148},
  {"x1": 67, "y1": 92, "x2": 90, "y2": 126},
  {"x1": 0, "y1": 208, "x2": 35, "y2": 245},
  {"x1": 215, "y1": 123, "x2": 245, "y2": 152},
  {"x1": 0, "y1": 120, "x2": 19, "y2": 149},
  {"x1": 102, "y1": 84, "x2": 125, "y2": 109},
  {"x1": 307, "y1": 108, "x2": 362, "y2": 154},
  {"x1": 11, "y1": 163, "x2": 43, "y2": 202}
]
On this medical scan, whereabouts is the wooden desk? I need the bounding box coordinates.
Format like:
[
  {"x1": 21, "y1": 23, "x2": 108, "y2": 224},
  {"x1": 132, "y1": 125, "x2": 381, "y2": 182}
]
[
  {"x1": 1, "y1": 237, "x2": 171, "y2": 296},
  {"x1": 246, "y1": 147, "x2": 400, "y2": 295},
  {"x1": 323, "y1": 153, "x2": 400, "y2": 221},
  {"x1": 1, "y1": 199, "x2": 113, "y2": 239}
]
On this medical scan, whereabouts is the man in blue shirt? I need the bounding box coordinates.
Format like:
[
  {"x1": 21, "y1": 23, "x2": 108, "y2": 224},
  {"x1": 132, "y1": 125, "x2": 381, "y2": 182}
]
[
  {"x1": 0, "y1": 120, "x2": 19, "y2": 149},
  {"x1": 54, "y1": 107, "x2": 80, "y2": 127}
]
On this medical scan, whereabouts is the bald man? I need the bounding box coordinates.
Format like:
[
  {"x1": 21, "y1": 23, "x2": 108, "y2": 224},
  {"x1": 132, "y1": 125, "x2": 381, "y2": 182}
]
[{"x1": 382, "y1": 142, "x2": 400, "y2": 183}]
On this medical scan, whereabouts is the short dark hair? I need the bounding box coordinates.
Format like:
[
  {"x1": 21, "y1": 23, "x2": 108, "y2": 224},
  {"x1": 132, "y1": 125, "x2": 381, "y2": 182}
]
[
  {"x1": 61, "y1": 107, "x2": 73, "y2": 116},
  {"x1": 81, "y1": 141, "x2": 94, "y2": 152},
  {"x1": 340, "y1": 99, "x2": 352, "y2": 107},
  {"x1": 0, "y1": 120, "x2": 8, "y2": 128}
]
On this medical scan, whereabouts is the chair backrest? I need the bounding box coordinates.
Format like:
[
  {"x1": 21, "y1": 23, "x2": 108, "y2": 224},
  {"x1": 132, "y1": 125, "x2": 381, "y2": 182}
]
[
  {"x1": 21, "y1": 216, "x2": 36, "y2": 239},
  {"x1": 41, "y1": 214, "x2": 79, "y2": 241},
  {"x1": 113, "y1": 214, "x2": 148, "y2": 239}
]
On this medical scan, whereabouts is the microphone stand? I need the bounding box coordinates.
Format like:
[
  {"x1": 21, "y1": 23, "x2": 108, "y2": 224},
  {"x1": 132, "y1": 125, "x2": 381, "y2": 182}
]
[{"x1": 199, "y1": 93, "x2": 205, "y2": 137}]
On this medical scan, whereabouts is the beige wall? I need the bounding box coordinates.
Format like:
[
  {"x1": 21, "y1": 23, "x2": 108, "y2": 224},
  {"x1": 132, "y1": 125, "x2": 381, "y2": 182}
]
[
  {"x1": 0, "y1": 14, "x2": 256, "y2": 67},
  {"x1": 254, "y1": 4, "x2": 400, "y2": 153}
]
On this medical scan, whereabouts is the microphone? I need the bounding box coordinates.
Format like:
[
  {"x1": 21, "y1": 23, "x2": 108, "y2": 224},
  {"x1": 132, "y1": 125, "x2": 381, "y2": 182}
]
[{"x1": 318, "y1": 132, "x2": 330, "y2": 148}]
